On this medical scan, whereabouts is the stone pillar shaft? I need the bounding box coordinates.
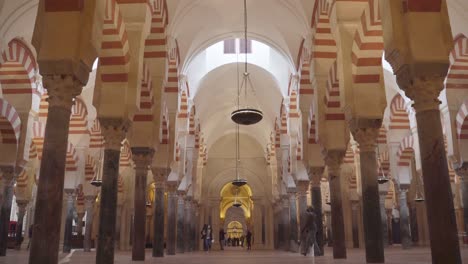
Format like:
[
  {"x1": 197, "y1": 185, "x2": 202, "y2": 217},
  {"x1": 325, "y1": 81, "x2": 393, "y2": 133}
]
[
  {"x1": 0, "y1": 167, "x2": 15, "y2": 256},
  {"x1": 152, "y1": 169, "x2": 166, "y2": 257},
  {"x1": 131, "y1": 147, "x2": 154, "y2": 261},
  {"x1": 176, "y1": 193, "x2": 185, "y2": 253},
  {"x1": 166, "y1": 183, "x2": 177, "y2": 255},
  {"x1": 401, "y1": 75, "x2": 461, "y2": 263},
  {"x1": 288, "y1": 192, "x2": 298, "y2": 252},
  {"x1": 84, "y1": 196, "x2": 95, "y2": 252},
  {"x1": 281, "y1": 197, "x2": 290, "y2": 251},
  {"x1": 15, "y1": 201, "x2": 28, "y2": 250},
  {"x1": 184, "y1": 198, "x2": 193, "y2": 252},
  {"x1": 325, "y1": 150, "x2": 346, "y2": 259},
  {"x1": 63, "y1": 190, "x2": 76, "y2": 253},
  {"x1": 309, "y1": 167, "x2": 324, "y2": 256},
  {"x1": 29, "y1": 75, "x2": 82, "y2": 264},
  {"x1": 95, "y1": 118, "x2": 129, "y2": 264},
  {"x1": 379, "y1": 193, "x2": 389, "y2": 247},
  {"x1": 399, "y1": 190, "x2": 412, "y2": 249}
]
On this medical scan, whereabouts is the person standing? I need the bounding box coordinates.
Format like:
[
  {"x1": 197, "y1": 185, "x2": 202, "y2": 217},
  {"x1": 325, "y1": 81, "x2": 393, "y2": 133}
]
[
  {"x1": 201, "y1": 224, "x2": 208, "y2": 251},
  {"x1": 206, "y1": 225, "x2": 213, "y2": 252},
  {"x1": 219, "y1": 228, "x2": 226, "y2": 250},
  {"x1": 246, "y1": 230, "x2": 252, "y2": 250},
  {"x1": 300, "y1": 206, "x2": 321, "y2": 256}
]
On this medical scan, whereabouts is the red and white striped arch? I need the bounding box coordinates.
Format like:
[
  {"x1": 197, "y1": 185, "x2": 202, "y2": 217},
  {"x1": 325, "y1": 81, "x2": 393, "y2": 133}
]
[
  {"x1": 447, "y1": 35, "x2": 468, "y2": 90},
  {"x1": 76, "y1": 185, "x2": 85, "y2": 209},
  {"x1": 377, "y1": 125, "x2": 387, "y2": 144},
  {"x1": 69, "y1": 98, "x2": 88, "y2": 135},
  {"x1": 120, "y1": 140, "x2": 132, "y2": 168},
  {"x1": 0, "y1": 98, "x2": 21, "y2": 145},
  {"x1": 280, "y1": 107, "x2": 288, "y2": 135},
  {"x1": 15, "y1": 169, "x2": 28, "y2": 189},
  {"x1": 325, "y1": 61, "x2": 344, "y2": 120},
  {"x1": 288, "y1": 89, "x2": 300, "y2": 118},
  {"x1": 299, "y1": 57, "x2": 313, "y2": 95},
  {"x1": 0, "y1": 39, "x2": 38, "y2": 96},
  {"x1": 351, "y1": 0, "x2": 383, "y2": 84},
  {"x1": 455, "y1": 98, "x2": 468, "y2": 139},
  {"x1": 29, "y1": 141, "x2": 38, "y2": 160},
  {"x1": 397, "y1": 135, "x2": 415, "y2": 167},
  {"x1": 389, "y1": 94, "x2": 410, "y2": 130},
  {"x1": 378, "y1": 149, "x2": 390, "y2": 178},
  {"x1": 66, "y1": 142, "x2": 79, "y2": 172},
  {"x1": 349, "y1": 171, "x2": 357, "y2": 191},
  {"x1": 32, "y1": 121, "x2": 45, "y2": 160},
  {"x1": 100, "y1": 0, "x2": 130, "y2": 83},
  {"x1": 160, "y1": 104, "x2": 169, "y2": 144},
  {"x1": 38, "y1": 92, "x2": 48, "y2": 121},
  {"x1": 177, "y1": 90, "x2": 188, "y2": 118},
  {"x1": 308, "y1": 104, "x2": 318, "y2": 144},
  {"x1": 164, "y1": 47, "x2": 179, "y2": 93},
  {"x1": 343, "y1": 145, "x2": 355, "y2": 165},
  {"x1": 144, "y1": 0, "x2": 168, "y2": 59},
  {"x1": 134, "y1": 62, "x2": 154, "y2": 122},
  {"x1": 85, "y1": 155, "x2": 97, "y2": 182},
  {"x1": 311, "y1": 0, "x2": 337, "y2": 62},
  {"x1": 118, "y1": 175, "x2": 124, "y2": 194},
  {"x1": 188, "y1": 107, "x2": 196, "y2": 135},
  {"x1": 89, "y1": 119, "x2": 104, "y2": 149}
]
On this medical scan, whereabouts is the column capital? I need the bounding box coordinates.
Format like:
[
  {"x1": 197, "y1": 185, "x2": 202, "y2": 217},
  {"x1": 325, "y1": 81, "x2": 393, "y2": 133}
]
[
  {"x1": 348, "y1": 118, "x2": 382, "y2": 152},
  {"x1": 131, "y1": 147, "x2": 155, "y2": 169},
  {"x1": 396, "y1": 70, "x2": 445, "y2": 112},
  {"x1": 166, "y1": 181, "x2": 178, "y2": 193},
  {"x1": 309, "y1": 166, "x2": 324, "y2": 186},
  {"x1": 323, "y1": 149, "x2": 345, "y2": 175},
  {"x1": 455, "y1": 162, "x2": 468, "y2": 181},
  {"x1": 0, "y1": 166, "x2": 15, "y2": 181},
  {"x1": 99, "y1": 118, "x2": 131, "y2": 151},
  {"x1": 296, "y1": 180, "x2": 309, "y2": 196},
  {"x1": 16, "y1": 200, "x2": 28, "y2": 213},
  {"x1": 152, "y1": 167, "x2": 169, "y2": 187},
  {"x1": 42, "y1": 74, "x2": 83, "y2": 110}
]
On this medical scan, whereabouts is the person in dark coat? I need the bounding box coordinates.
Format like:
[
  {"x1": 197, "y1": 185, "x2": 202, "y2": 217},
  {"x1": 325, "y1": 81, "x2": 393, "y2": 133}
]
[
  {"x1": 246, "y1": 229, "x2": 252, "y2": 250},
  {"x1": 300, "y1": 206, "x2": 321, "y2": 256},
  {"x1": 219, "y1": 228, "x2": 226, "y2": 250}
]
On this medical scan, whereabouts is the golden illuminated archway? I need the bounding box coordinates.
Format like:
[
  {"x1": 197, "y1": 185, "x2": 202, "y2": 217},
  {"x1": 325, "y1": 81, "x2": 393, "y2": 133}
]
[
  {"x1": 226, "y1": 221, "x2": 244, "y2": 238},
  {"x1": 219, "y1": 182, "x2": 253, "y2": 221}
]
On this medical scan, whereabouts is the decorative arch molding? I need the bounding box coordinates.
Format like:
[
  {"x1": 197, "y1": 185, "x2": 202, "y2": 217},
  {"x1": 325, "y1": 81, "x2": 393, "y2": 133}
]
[
  {"x1": 389, "y1": 94, "x2": 410, "y2": 130},
  {"x1": 447, "y1": 34, "x2": 468, "y2": 90},
  {"x1": 0, "y1": 97, "x2": 21, "y2": 145}
]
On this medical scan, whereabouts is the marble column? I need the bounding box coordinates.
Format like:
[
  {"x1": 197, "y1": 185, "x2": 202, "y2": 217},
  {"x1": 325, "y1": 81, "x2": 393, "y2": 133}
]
[
  {"x1": 84, "y1": 195, "x2": 96, "y2": 252},
  {"x1": 296, "y1": 181, "x2": 309, "y2": 245},
  {"x1": 281, "y1": 196, "x2": 290, "y2": 251},
  {"x1": 63, "y1": 189, "x2": 76, "y2": 253},
  {"x1": 399, "y1": 188, "x2": 412, "y2": 249},
  {"x1": 350, "y1": 201, "x2": 360, "y2": 249},
  {"x1": 0, "y1": 166, "x2": 15, "y2": 256},
  {"x1": 386, "y1": 209, "x2": 393, "y2": 245},
  {"x1": 130, "y1": 147, "x2": 154, "y2": 261},
  {"x1": 309, "y1": 167, "x2": 324, "y2": 256},
  {"x1": 325, "y1": 211, "x2": 332, "y2": 247},
  {"x1": 349, "y1": 119, "x2": 384, "y2": 263},
  {"x1": 95, "y1": 118, "x2": 130, "y2": 264},
  {"x1": 115, "y1": 205, "x2": 122, "y2": 249},
  {"x1": 400, "y1": 76, "x2": 461, "y2": 263},
  {"x1": 152, "y1": 168, "x2": 167, "y2": 257},
  {"x1": 176, "y1": 191, "x2": 185, "y2": 253},
  {"x1": 184, "y1": 197, "x2": 193, "y2": 252},
  {"x1": 288, "y1": 191, "x2": 299, "y2": 252},
  {"x1": 379, "y1": 192, "x2": 389, "y2": 246},
  {"x1": 28, "y1": 75, "x2": 83, "y2": 263},
  {"x1": 15, "y1": 200, "x2": 28, "y2": 250},
  {"x1": 166, "y1": 182, "x2": 178, "y2": 255},
  {"x1": 456, "y1": 165, "x2": 468, "y2": 238},
  {"x1": 324, "y1": 150, "x2": 347, "y2": 259}
]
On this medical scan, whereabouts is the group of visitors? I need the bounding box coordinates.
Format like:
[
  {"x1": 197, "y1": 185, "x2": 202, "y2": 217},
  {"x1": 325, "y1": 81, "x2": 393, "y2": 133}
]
[
  {"x1": 299, "y1": 206, "x2": 321, "y2": 257},
  {"x1": 200, "y1": 225, "x2": 252, "y2": 252}
]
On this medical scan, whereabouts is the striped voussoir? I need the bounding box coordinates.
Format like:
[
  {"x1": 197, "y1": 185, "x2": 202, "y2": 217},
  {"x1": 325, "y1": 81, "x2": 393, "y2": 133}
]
[{"x1": 0, "y1": 98, "x2": 21, "y2": 145}]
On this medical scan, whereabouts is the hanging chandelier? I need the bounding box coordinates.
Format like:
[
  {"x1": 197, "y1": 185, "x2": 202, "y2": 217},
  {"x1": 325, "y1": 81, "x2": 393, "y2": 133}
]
[
  {"x1": 91, "y1": 149, "x2": 103, "y2": 187},
  {"x1": 231, "y1": 0, "x2": 263, "y2": 126},
  {"x1": 232, "y1": 123, "x2": 247, "y2": 187},
  {"x1": 232, "y1": 186, "x2": 243, "y2": 207},
  {"x1": 376, "y1": 144, "x2": 389, "y2": 184}
]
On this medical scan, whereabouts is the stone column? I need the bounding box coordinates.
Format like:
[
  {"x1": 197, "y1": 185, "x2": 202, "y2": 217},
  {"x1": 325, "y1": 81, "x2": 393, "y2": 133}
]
[
  {"x1": 63, "y1": 189, "x2": 76, "y2": 253},
  {"x1": 15, "y1": 200, "x2": 28, "y2": 250},
  {"x1": 399, "y1": 75, "x2": 461, "y2": 263},
  {"x1": 349, "y1": 119, "x2": 384, "y2": 263},
  {"x1": 0, "y1": 166, "x2": 15, "y2": 256},
  {"x1": 28, "y1": 75, "x2": 83, "y2": 263},
  {"x1": 386, "y1": 209, "x2": 393, "y2": 245},
  {"x1": 379, "y1": 192, "x2": 389, "y2": 246},
  {"x1": 131, "y1": 147, "x2": 154, "y2": 261},
  {"x1": 115, "y1": 205, "x2": 122, "y2": 249},
  {"x1": 309, "y1": 167, "x2": 324, "y2": 256},
  {"x1": 456, "y1": 165, "x2": 468, "y2": 239},
  {"x1": 324, "y1": 150, "x2": 347, "y2": 259},
  {"x1": 288, "y1": 191, "x2": 299, "y2": 252},
  {"x1": 325, "y1": 211, "x2": 332, "y2": 247},
  {"x1": 296, "y1": 180, "x2": 309, "y2": 245},
  {"x1": 95, "y1": 118, "x2": 130, "y2": 264},
  {"x1": 84, "y1": 195, "x2": 96, "y2": 252},
  {"x1": 176, "y1": 191, "x2": 185, "y2": 253},
  {"x1": 184, "y1": 197, "x2": 193, "y2": 252},
  {"x1": 280, "y1": 195, "x2": 290, "y2": 251},
  {"x1": 166, "y1": 182, "x2": 178, "y2": 255},
  {"x1": 152, "y1": 167, "x2": 167, "y2": 257},
  {"x1": 399, "y1": 187, "x2": 412, "y2": 249},
  {"x1": 350, "y1": 201, "x2": 360, "y2": 248}
]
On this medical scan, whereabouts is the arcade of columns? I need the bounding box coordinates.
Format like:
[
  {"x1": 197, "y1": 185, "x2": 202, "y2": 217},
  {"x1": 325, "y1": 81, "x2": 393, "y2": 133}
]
[{"x1": 0, "y1": 0, "x2": 467, "y2": 264}]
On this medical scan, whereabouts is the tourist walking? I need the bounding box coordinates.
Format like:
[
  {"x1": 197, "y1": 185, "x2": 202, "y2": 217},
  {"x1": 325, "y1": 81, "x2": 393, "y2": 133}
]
[
  {"x1": 246, "y1": 230, "x2": 252, "y2": 250},
  {"x1": 300, "y1": 206, "x2": 321, "y2": 256},
  {"x1": 219, "y1": 228, "x2": 226, "y2": 250}
]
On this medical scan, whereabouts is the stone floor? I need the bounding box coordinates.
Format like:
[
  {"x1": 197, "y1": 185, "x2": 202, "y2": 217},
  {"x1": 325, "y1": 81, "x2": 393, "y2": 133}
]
[{"x1": 1, "y1": 246, "x2": 468, "y2": 264}]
